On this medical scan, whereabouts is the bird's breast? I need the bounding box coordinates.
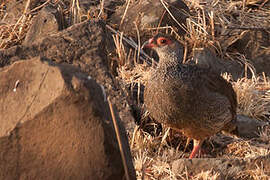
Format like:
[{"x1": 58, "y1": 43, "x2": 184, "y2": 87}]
[{"x1": 144, "y1": 73, "x2": 189, "y2": 126}]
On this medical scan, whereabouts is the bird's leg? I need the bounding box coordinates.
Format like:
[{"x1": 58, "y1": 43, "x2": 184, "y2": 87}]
[
  {"x1": 189, "y1": 139, "x2": 203, "y2": 159},
  {"x1": 183, "y1": 137, "x2": 191, "y2": 153}
]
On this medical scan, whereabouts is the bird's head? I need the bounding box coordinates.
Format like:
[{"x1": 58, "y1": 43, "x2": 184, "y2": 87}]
[{"x1": 142, "y1": 34, "x2": 184, "y2": 64}]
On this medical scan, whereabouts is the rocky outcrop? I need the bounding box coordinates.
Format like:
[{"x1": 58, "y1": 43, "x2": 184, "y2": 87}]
[
  {"x1": 110, "y1": 0, "x2": 189, "y2": 40},
  {"x1": 2, "y1": 0, "x2": 46, "y2": 24},
  {"x1": 172, "y1": 155, "x2": 270, "y2": 179},
  {"x1": 23, "y1": 4, "x2": 64, "y2": 46},
  {"x1": 0, "y1": 20, "x2": 136, "y2": 179},
  {"x1": 236, "y1": 115, "x2": 269, "y2": 138},
  {"x1": 191, "y1": 48, "x2": 245, "y2": 80},
  {"x1": 0, "y1": 58, "x2": 135, "y2": 179},
  {"x1": 0, "y1": 20, "x2": 135, "y2": 131}
]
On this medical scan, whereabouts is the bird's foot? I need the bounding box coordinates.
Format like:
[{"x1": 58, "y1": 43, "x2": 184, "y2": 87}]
[{"x1": 189, "y1": 140, "x2": 203, "y2": 159}]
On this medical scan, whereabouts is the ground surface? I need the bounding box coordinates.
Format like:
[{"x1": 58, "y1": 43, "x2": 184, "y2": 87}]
[{"x1": 0, "y1": 0, "x2": 270, "y2": 179}]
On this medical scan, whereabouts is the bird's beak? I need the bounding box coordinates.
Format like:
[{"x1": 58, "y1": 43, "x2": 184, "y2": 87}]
[{"x1": 141, "y1": 38, "x2": 155, "y2": 49}]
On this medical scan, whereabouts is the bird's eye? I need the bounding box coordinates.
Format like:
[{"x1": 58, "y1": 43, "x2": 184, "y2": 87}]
[
  {"x1": 159, "y1": 38, "x2": 167, "y2": 44},
  {"x1": 160, "y1": 39, "x2": 167, "y2": 44}
]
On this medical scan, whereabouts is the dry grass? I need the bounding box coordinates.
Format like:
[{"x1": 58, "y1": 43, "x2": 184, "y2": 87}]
[
  {"x1": 115, "y1": 0, "x2": 270, "y2": 179},
  {"x1": 1, "y1": 0, "x2": 270, "y2": 179},
  {"x1": 0, "y1": 0, "x2": 32, "y2": 49},
  {"x1": 0, "y1": 0, "x2": 109, "y2": 49},
  {"x1": 236, "y1": 163, "x2": 270, "y2": 180},
  {"x1": 130, "y1": 127, "x2": 183, "y2": 179},
  {"x1": 0, "y1": 15, "x2": 31, "y2": 48},
  {"x1": 184, "y1": 0, "x2": 270, "y2": 58},
  {"x1": 223, "y1": 73, "x2": 270, "y2": 120},
  {"x1": 129, "y1": 124, "x2": 270, "y2": 179}
]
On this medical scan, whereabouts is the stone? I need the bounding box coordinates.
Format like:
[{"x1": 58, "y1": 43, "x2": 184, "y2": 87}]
[
  {"x1": 172, "y1": 155, "x2": 270, "y2": 178},
  {"x1": 0, "y1": 57, "x2": 135, "y2": 179},
  {"x1": 0, "y1": 20, "x2": 135, "y2": 132},
  {"x1": 110, "y1": 0, "x2": 190, "y2": 40},
  {"x1": 23, "y1": 4, "x2": 64, "y2": 46},
  {"x1": 62, "y1": 0, "x2": 121, "y2": 24},
  {"x1": 191, "y1": 48, "x2": 245, "y2": 80},
  {"x1": 0, "y1": 20, "x2": 137, "y2": 178},
  {"x1": 236, "y1": 115, "x2": 269, "y2": 138},
  {"x1": 2, "y1": 0, "x2": 46, "y2": 24},
  {"x1": 222, "y1": 28, "x2": 270, "y2": 76}
]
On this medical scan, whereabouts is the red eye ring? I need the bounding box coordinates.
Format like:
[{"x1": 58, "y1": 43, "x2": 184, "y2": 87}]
[
  {"x1": 160, "y1": 39, "x2": 167, "y2": 44},
  {"x1": 157, "y1": 37, "x2": 170, "y2": 45}
]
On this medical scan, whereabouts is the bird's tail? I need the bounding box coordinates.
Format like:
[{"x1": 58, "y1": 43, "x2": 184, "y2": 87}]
[{"x1": 222, "y1": 120, "x2": 239, "y2": 137}]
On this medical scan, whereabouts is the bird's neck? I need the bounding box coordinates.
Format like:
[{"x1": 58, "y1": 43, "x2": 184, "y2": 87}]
[{"x1": 158, "y1": 51, "x2": 183, "y2": 68}]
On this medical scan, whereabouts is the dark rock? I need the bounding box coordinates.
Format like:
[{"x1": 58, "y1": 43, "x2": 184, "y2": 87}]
[
  {"x1": 0, "y1": 20, "x2": 135, "y2": 132},
  {"x1": 172, "y1": 155, "x2": 270, "y2": 178},
  {"x1": 2, "y1": 0, "x2": 46, "y2": 24},
  {"x1": 236, "y1": 115, "x2": 269, "y2": 138},
  {"x1": 0, "y1": 57, "x2": 135, "y2": 179},
  {"x1": 110, "y1": 0, "x2": 190, "y2": 40},
  {"x1": 223, "y1": 30, "x2": 270, "y2": 76},
  {"x1": 253, "y1": 51, "x2": 270, "y2": 76},
  {"x1": 23, "y1": 4, "x2": 64, "y2": 46},
  {"x1": 64, "y1": 0, "x2": 121, "y2": 25},
  {"x1": 191, "y1": 48, "x2": 245, "y2": 80}
]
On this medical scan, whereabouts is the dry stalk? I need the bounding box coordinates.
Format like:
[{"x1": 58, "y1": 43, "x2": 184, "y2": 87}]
[
  {"x1": 106, "y1": 24, "x2": 157, "y2": 66},
  {"x1": 70, "y1": 0, "x2": 82, "y2": 25},
  {"x1": 28, "y1": 0, "x2": 51, "y2": 14},
  {"x1": 134, "y1": 22, "x2": 141, "y2": 64},
  {"x1": 107, "y1": 97, "x2": 131, "y2": 180},
  {"x1": 112, "y1": 33, "x2": 127, "y2": 66},
  {"x1": 97, "y1": 0, "x2": 105, "y2": 18},
  {"x1": 236, "y1": 163, "x2": 269, "y2": 180},
  {"x1": 120, "y1": 0, "x2": 131, "y2": 26},
  {"x1": 0, "y1": 0, "x2": 32, "y2": 49},
  {"x1": 159, "y1": 0, "x2": 187, "y2": 34}
]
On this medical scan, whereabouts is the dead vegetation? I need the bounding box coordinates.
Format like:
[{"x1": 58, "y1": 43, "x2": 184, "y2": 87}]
[
  {"x1": 0, "y1": 0, "x2": 32, "y2": 49},
  {"x1": 1, "y1": 0, "x2": 270, "y2": 179},
  {"x1": 115, "y1": 0, "x2": 270, "y2": 179},
  {"x1": 223, "y1": 73, "x2": 270, "y2": 120}
]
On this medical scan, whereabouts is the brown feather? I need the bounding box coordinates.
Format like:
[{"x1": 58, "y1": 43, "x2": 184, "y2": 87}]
[{"x1": 143, "y1": 34, "x2": 237, "y2": 143}]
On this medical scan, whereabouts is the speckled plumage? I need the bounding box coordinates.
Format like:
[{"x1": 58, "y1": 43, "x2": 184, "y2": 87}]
[{"x1": 143, "y1": 34, "x2": 237, "y2": 158}]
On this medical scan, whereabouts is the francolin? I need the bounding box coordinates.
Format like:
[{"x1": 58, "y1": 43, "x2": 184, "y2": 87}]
[{"x1": 143, "y1": 34, "x2": 237, "y2": 158}]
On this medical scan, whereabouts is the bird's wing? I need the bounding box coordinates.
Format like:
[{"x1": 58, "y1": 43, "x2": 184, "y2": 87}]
[
  {"x1": 180, "y1": 64, "x2": 237, "y2": 119},
  {"x1": 201, "y1": 70, "x2": 237, "y2": 117}
]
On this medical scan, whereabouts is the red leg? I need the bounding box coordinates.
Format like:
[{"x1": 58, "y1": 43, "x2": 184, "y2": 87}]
[{"x1": 189, "y1": 140, "x2": 203, "y2": 159}]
